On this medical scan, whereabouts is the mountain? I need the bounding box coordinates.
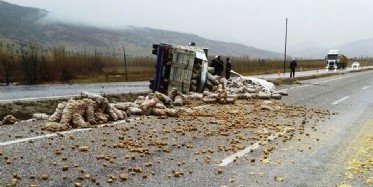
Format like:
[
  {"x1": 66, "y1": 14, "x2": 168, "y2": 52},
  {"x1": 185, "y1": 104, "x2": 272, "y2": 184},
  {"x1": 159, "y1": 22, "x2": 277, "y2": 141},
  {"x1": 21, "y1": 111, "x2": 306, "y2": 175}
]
[
  {"x1": 335, "y1": 39, "x2": 373, "y2": 58},
  {"x1": 0, "y1": 1, "x2": 48, "y2": 40},
  {"x1": 0, "y1": 1, "x2": 282, "y2": 58}
]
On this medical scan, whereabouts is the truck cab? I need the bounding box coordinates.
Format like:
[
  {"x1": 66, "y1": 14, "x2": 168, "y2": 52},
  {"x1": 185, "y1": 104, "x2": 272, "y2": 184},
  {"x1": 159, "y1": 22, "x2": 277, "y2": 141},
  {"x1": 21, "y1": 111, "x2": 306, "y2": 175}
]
[{"x1": 325, "y1": 50, "x2": 347, "y2": 70}]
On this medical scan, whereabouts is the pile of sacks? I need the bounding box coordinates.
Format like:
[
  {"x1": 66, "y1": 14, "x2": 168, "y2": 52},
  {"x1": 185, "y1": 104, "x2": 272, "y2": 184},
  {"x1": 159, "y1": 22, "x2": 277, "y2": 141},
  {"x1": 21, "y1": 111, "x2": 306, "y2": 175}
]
[
  {"x1": 1, "y1": 115, "x2": 17, "y2": 125},
  {"x1": 45, "y1": 91, "x2": 179, "y2": 131},
  {"x1": 45, "y1": 76, "x2": 287, "y2": 131},
  {"x1": 226, "y1": 76, "x2": 287, "y2": 100},
  {"x1": 187, "y1": 74, "x2": 287, "y2": 104}
]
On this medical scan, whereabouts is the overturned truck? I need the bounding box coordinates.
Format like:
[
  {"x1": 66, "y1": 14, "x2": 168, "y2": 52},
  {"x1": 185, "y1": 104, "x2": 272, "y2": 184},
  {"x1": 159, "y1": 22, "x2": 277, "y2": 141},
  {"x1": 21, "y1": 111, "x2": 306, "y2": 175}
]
[{"x1": 149, "y1": 43, "x2": 209, "y2": 94}]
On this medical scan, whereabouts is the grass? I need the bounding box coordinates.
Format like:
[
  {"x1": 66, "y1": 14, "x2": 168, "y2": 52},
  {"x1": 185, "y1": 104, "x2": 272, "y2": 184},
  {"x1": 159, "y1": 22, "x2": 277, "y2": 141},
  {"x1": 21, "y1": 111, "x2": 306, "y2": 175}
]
[{"x1": 71, "y1": 66, "x2": 154, "y2": 83}]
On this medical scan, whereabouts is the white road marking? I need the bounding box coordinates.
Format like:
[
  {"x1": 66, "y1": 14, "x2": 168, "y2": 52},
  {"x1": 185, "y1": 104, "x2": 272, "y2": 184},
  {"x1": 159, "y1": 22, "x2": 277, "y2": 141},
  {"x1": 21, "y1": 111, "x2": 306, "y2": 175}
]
[
  {"x1": 0, "y1": 120, "x2": 126, "y2": 146},
  {"x1": 0, "y1": 95, "x2": 77, "y2": 103},
  {"x1": 217, "y1": 128, "x2": 290, "y2": 167},
  {"x1": 332, "y1": 96, "x2": 349, "y2": 105},
  {"x1": 0, "y1": 129, "x2": 90, "y2": 146},
  {"x1": 362, "y1": 86, "x2": 370, "y2": 90}
]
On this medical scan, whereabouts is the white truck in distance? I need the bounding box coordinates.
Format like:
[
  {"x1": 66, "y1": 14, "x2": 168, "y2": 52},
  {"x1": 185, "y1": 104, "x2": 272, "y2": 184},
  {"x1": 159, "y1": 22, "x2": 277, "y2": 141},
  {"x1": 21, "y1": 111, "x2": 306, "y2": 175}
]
[{"x1": 325, "y1": 50, "x2": 348, "y2": 70}]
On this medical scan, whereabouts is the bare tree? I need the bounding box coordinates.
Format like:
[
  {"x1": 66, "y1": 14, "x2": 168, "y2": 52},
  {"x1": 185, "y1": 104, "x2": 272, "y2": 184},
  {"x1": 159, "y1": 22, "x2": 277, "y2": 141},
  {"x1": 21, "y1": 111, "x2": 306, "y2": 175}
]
[
  {"x1": 20, "y1": 43, "x2": 40, "y2": 84},
  {"x1": 0, "y1": 43, "x2": 15, "y2": 85}
]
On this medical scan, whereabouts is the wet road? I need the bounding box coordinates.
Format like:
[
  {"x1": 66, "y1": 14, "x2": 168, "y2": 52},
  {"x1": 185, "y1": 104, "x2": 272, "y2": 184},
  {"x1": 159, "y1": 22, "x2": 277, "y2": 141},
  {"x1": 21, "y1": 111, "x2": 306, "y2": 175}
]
[
  {"x1": 0, "y1": 81, "x2": 149, "y2": 101},
  {"x1": 277, "y1": 70, "x2": 373, "y2": 186}
]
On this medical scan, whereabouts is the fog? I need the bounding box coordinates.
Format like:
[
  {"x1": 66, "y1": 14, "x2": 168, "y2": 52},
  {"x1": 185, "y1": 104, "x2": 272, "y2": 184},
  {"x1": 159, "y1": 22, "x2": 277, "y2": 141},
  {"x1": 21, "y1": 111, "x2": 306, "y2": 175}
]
[{"x1": 5, "y1": 0, "x2": 373, "y2": 53}]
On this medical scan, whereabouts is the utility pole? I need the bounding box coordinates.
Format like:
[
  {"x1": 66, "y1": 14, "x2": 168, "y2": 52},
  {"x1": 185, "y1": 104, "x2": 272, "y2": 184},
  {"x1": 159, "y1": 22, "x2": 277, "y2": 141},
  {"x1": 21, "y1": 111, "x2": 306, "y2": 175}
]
[
  {"x1": 123, "y1": 46, "x2": 128, "y2": 81},
  {"x1": 283, "y1": 18, "x2": 288, "y2": 75}
]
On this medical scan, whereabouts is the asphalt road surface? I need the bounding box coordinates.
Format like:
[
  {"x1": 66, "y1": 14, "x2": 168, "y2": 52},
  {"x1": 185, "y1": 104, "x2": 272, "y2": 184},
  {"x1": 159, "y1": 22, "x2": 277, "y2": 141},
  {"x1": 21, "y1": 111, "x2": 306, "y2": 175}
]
[
  {"x1": 266, "y1": 70, "x2": 373, "y2": 186},
  {"x1": 0, "y1": 70, "x2": 372, "y2": 186},
  {"x1": 0, "y1": 81, "x2": 149, "y2": 101}
]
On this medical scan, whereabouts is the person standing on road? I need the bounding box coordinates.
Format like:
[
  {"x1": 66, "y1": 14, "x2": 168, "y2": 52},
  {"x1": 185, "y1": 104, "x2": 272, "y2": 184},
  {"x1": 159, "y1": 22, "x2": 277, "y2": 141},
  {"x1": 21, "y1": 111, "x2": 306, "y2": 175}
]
[
  {"x1": 210, "y1": 55, "x2": 223, "y2": 76},
  {"x1": 216, "y1": 56, "x2": 223, "y2": 76},
  {"x1": 210, "y1": 55, "x2": 219, "y2": 75},
  {"x1": 225, "y1": 57, "x2": 232, "y2": 80},
  {"x1": 289, "y1": 58, "x2": 297, "y2": 78}
]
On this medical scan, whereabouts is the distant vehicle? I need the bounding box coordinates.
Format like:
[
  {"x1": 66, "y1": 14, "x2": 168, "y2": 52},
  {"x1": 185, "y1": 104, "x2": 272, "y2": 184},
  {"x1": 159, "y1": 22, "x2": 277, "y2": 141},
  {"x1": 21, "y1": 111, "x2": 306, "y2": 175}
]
[
  {"x1": 325, "y1": 50, "x2": 348, "y2": 70},
  {"x1": 352, "y1": 62, "x2": 360, "y2": 70}
]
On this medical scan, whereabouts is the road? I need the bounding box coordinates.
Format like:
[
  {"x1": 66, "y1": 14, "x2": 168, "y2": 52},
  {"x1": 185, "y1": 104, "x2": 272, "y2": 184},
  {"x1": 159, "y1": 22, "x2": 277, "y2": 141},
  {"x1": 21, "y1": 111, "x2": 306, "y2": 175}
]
[
  {"x1": 0, "y1": 70, "x2": 372, "y2": 186},
  {"x1": 263, "y1": 69, "x2": 373, "y2": 186},
  {"x1": 0, "y1": 81, "x2": 149, "y2": 101}
]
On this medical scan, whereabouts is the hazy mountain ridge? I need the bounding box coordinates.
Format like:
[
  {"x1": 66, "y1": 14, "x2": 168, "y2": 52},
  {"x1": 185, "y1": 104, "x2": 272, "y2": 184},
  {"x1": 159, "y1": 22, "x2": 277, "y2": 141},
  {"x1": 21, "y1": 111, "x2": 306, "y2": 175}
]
[
  {"x1": 0, "y1": 1, "x2": 48, "y2": 41},
  {"x1": 0, "y1": 1, "x2": 282, "y2": 58},
  {"x1": 336, "y1": 39, "x2": 373, "y2": 58}
]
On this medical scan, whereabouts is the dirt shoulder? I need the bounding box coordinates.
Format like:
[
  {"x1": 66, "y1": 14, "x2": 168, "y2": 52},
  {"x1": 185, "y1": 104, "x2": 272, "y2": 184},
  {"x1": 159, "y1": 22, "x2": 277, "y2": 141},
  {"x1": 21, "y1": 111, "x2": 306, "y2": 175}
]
[{"x1": 339, "y1": 115, "x2": 373, "y2": 186}]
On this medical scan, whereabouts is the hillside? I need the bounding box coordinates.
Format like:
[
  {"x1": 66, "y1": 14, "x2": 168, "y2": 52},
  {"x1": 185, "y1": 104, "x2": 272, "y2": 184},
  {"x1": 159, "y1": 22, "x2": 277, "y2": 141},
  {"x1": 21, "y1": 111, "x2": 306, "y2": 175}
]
[
  {"x1": 0, "y1": 1, "x2": 47, "y2": 40},
  {"x1": 0, "y1": 1, "x2": 282, "y2": 58},
  {"x1": 335, "y1": 39, "x2": 373, "y2": 58}
]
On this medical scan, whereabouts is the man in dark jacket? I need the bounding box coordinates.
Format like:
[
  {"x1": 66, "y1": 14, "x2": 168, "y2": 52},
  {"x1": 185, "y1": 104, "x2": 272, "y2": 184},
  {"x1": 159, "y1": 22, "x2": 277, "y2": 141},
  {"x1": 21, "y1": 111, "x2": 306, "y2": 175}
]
[
  {"x1": 289, "y1": 58, "x2": 297, "y2": 78},
  {"x1": 210, "y1": 55, "x2": 223, "y2": 76},
  {"x1": 225, "y1": 57, "x2": 232, "y2": 80}
]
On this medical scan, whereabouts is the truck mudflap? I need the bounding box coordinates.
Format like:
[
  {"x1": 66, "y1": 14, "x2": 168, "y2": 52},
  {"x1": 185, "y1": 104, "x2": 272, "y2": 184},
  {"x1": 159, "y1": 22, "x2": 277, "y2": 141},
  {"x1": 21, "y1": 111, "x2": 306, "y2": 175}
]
[{"x1": 198, "y1": 60, "x2": 208, "y2": 92}]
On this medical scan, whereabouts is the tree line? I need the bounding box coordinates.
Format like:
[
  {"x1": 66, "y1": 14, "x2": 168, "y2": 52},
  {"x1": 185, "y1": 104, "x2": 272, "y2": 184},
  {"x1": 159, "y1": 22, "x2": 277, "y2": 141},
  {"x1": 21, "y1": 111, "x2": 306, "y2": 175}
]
[{"x1": 0, "y1": 42, "x2": 155, "y2": 85}]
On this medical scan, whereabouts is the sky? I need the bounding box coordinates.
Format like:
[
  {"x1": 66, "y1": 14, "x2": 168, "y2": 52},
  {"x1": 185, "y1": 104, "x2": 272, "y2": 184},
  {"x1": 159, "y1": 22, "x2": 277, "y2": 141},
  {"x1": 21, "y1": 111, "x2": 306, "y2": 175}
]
[{"x1": 4, "y1": 0, "x2": 373, "y2": 53}]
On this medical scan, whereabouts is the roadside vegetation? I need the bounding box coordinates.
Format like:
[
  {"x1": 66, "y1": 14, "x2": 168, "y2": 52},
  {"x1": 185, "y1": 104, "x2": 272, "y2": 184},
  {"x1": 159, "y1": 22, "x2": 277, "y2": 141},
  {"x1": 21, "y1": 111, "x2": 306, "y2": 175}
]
[{"x1": 1, "y1": 42, "x2": 373, "y2": 85}]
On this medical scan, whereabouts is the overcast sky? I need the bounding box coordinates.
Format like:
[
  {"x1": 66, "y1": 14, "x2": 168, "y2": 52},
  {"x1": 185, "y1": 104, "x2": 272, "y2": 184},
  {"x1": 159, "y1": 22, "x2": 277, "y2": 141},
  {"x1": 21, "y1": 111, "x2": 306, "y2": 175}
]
[{"x1": 5, "y1": 0, "x2": 373, "y2": 53}]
